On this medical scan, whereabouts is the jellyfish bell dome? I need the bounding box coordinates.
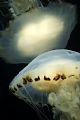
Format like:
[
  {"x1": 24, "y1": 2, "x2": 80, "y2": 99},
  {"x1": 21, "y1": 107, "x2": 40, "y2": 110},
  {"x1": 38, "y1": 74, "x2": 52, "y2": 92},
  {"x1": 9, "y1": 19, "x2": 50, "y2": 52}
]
[
  {"x1": 9, "y1": 49, "x2": 80, "y2": 120},
  {"x1": 0, "y1": 1, "x2": 77, "y2": 63}
]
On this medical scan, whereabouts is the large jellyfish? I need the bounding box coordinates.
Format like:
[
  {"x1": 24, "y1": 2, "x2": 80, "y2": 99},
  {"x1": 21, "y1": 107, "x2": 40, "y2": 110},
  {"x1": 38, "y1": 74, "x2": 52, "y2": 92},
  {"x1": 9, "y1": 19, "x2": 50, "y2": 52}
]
[
  {"x1": 0, "y1": 0, "x2": 77, "y2": 63},
  {"x1": 9, "y1": 49, "x2": 80, "y2": 120}
]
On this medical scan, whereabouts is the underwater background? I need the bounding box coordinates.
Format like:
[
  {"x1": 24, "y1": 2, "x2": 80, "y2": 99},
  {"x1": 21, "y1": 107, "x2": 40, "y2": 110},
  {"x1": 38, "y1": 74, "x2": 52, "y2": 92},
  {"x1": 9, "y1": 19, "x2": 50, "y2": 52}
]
[{"x1": 0, "y1": 0, "x2": 80, "y2": 120}]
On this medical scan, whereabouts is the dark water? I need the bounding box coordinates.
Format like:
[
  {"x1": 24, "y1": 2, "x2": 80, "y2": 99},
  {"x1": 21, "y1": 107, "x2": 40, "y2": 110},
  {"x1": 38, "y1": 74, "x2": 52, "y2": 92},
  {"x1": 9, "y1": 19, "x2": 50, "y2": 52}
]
[{"x1": 0, "y1": 0, "x2": 80, "y2": 120}]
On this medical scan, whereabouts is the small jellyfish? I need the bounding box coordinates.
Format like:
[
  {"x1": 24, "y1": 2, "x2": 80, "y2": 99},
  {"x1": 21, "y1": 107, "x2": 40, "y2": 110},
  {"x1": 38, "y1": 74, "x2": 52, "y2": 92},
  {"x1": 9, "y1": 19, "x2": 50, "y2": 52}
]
[
  {"x1": 0, "y1": 1, "x2": 77, "y2": 63},
  {"x1": 9, "y1": 49, "x2": 80, "y2": 120}
]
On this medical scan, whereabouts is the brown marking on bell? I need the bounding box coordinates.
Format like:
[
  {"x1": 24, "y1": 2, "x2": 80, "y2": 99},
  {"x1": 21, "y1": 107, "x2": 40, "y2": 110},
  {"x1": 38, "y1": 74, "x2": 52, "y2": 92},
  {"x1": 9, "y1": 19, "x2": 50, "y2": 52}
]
[
  {"x1": 53, "y1": 74, "x2": 60, "y2": 81},
  {"x1": 68, "y1": 75, "x2": 75, "y2": 78},
  {"x1": 9, "y1": 87, "x2": 15, "y2": 93},
  {"x1": 17, "y1": 84, "x2": 22, "y2": 88},
  {"x1": 61, "y1": 74, "x2": 66, "y2": 80},
  {"x1": 26, "y1": 76, "x2": 33, "y2": 82},
  {"x1": 22, "y1": 78, "x2": 27, "y2": 84},
  {"x1": 34, "y1": 76, "x2": 40, "y2": 81},
  {"x1": 44, "y1": 76, "x2": 51, "y2": 81}
]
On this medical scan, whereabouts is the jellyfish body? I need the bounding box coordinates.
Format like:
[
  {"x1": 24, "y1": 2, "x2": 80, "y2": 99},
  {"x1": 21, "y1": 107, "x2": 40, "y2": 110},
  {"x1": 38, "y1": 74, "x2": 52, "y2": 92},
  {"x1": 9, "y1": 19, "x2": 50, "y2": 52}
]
[
  {"x1": 9, "y1": 49, "x2": 80, "y2": 120},
  {"x1": 0, "y1": 1, "x2": 77, "y2": 63}
]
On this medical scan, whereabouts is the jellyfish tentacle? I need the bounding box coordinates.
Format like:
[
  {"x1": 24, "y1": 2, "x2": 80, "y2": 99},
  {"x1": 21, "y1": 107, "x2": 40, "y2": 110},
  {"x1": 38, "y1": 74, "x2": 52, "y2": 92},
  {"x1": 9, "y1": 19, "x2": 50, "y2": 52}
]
[
  {"x1": 29, "y1": 102, "x2": 49, "y2": 120},
  {"x1": 20, "y1": 85, "x2": 49, "y2": 120},
  {"x1": 42, "y1": 104, "x2": 52, "y2": 120},
  {"x1": 27, "y1": 100, "x2": 49, "y2": 120}
]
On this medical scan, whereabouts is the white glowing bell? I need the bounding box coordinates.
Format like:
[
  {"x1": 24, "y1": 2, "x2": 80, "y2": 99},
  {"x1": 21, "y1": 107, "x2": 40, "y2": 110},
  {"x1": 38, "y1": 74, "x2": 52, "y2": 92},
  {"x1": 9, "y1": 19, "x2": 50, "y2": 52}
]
[{"x1": 0, "y1": 2, "x2": 77, "y2": 63}]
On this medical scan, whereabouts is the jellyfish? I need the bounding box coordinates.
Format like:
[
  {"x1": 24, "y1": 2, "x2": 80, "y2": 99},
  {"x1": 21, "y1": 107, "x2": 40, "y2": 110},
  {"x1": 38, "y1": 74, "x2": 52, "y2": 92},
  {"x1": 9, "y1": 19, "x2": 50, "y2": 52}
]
[
  {"x1": 9, "y1": 49, "x2": 80, "y2": 120},
  {"x1": 0, "y1": 0, "x2": 77, "y2": 63}
]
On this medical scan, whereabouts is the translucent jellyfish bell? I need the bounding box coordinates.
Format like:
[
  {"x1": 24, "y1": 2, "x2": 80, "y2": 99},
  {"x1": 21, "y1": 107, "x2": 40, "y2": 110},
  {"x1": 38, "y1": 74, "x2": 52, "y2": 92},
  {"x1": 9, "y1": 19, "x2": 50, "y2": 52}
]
[
  {"x1": 9, "y1": 49, "x2": 80, "y2": 120},
  {"x1": 0, "y1": 1, "x2": 77, "y2": 63}
]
